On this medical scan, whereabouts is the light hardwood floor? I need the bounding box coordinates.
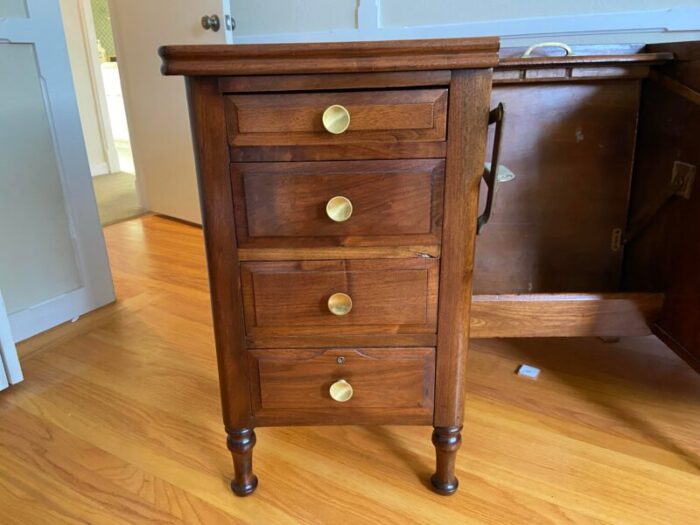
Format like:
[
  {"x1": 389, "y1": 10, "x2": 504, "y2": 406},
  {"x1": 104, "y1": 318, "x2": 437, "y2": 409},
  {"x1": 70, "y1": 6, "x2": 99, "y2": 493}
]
[{"x1": 3, "y1": 215, "x2": 700, "y2": 524}]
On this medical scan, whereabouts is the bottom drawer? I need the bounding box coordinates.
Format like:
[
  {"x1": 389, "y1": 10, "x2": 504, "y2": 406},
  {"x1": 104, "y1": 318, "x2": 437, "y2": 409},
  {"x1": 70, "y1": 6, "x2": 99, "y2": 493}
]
[{"x1": 249, "y1": 347, "x2": 435, "y2": 425}]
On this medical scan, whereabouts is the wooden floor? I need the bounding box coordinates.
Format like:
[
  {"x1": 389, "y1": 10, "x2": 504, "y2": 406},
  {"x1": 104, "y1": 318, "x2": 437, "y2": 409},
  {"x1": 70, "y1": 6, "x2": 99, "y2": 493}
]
[{"x1": 3, "y1": 215, "x2": 700, "y2": 524}]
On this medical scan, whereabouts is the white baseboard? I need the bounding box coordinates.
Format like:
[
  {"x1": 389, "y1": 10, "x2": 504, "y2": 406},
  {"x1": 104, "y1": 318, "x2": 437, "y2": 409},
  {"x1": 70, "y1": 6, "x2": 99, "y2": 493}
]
[
  {"x1": 0, "y1": 290, "x2": 23, "y2": 388},
  {"x1": 90, "y1": 161, "x2": 110, "y2": 176}
]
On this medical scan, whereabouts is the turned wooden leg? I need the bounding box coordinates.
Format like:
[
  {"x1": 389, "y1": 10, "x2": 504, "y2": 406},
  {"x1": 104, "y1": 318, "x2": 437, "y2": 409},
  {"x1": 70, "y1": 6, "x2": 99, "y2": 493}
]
[
  {"x1": 431, "y1": 426, "x2": 462, "y2": 495},
  {"x1": 226, "y1": 428, "x2": 258, "y2": 496}
]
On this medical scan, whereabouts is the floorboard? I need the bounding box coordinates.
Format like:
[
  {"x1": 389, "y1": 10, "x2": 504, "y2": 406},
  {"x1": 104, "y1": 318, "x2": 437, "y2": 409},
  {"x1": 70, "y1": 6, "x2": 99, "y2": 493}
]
[{"x1": 4, "y1": 215, "x2": 700, "y2": 524}]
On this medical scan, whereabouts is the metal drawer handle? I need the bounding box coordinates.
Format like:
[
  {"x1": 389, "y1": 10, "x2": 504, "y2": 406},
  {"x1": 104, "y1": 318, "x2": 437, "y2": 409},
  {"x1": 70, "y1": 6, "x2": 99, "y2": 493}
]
[
  {"x1": 326, "y1": 196, "x2": 353, "y2": 222},
  {"x1": 330, "y1": 379, "x2": 353, "y2": 402},
  {"x1": 477, "y1": 103, "x2": 506, "y2": 234},
  {"x1": 328, "y1": 293, "x2": 352, "y2": 316},
  {"x1": 322, "y1": 105, "x2": 350, "y2": 134},
  {"x1": 522, "y1": 42, "x2": 574, "y2": 57}
]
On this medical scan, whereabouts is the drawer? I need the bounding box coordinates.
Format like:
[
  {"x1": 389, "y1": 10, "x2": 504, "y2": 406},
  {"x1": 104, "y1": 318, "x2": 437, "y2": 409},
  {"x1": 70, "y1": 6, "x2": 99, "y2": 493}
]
[
  {"x1": 248, "y1": 347, "x2": 435, "y2": 424},
  {"x1": 225, "y1": 89, "x2": 447, "y2": 148},
  {"x1": 241, "y1": 259, "x2": 438, "y2": 337},
  {"x1": 232, "y1": 159, "x2": 444, "y2": 247}
]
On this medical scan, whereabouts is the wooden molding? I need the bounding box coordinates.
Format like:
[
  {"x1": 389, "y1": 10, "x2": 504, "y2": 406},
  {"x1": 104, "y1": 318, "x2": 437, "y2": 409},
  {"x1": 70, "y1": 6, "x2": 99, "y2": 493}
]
[
  {"x1": 159, "y1": 37, "x2": 499, "y2": 76},
  {"x1": 470, "y1": 293, "x2": 664, "y2": 338}
]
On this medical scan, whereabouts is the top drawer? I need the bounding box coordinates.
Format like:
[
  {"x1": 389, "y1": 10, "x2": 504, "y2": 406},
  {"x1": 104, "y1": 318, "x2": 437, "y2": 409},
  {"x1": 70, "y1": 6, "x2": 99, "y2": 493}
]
[{"x1": 224, "y1": 89, "x2": 447, "y2": 151}]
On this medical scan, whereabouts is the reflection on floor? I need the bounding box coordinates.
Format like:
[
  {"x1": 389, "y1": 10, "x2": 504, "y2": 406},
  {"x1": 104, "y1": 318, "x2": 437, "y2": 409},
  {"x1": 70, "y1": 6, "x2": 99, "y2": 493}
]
[
  {"x1": 92, "y1": 171, "x2": 145, "y2": 226},
  {"x1": 6, "y1": 215, "x2": 700, "y2": 524}
]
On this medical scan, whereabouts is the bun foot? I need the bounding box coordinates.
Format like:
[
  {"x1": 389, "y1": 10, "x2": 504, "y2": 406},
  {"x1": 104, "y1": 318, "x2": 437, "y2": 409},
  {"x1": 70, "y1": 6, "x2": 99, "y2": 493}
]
[
  {"x1": 231, "y1": 474, "x2": 258, "y2": 497},
  {"x1": 430, "y1": 473, "x2": 459, "y2": 495}
]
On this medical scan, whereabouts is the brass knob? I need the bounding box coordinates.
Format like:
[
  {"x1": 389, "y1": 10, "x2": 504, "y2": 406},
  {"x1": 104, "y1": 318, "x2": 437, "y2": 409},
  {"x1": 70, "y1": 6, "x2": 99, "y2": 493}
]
[
  {"x1": 328, "y1": 292, "x2": 352, "y2": 316},
  {"x1": 329, "y1": 379, "x2": 353, "y2": 402},
  {"x1": 322, "y1": 104, "x2": 350, "y2": 134},
  {"x1": 326, "y1": 196, "x2": 353, "y2": 222}
]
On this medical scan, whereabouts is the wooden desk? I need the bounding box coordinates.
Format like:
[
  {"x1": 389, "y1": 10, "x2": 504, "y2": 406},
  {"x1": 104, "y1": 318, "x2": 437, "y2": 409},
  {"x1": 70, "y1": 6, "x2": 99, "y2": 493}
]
[{"x1": 160, "y1": 38, "x2": 700, "y2": 496}]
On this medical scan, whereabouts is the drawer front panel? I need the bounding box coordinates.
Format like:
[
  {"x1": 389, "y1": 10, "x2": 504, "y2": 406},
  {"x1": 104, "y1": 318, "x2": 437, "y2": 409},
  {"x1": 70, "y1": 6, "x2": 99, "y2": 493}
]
[
  {"x1": 225, "y1": 89, "x2": 447, "y2": 147},
  {"x1": 241, "y1": 259, "x2": 438, "y2": 336},
  {"x1": 249, "y1": 347, "x2": 434, "y2": 416},
  {"x1": 232, "y1": 159, "x2": 444, "y2": 246}
]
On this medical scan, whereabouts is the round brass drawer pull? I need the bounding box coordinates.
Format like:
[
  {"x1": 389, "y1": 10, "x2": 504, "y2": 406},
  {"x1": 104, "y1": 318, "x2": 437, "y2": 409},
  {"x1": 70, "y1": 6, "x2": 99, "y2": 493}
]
[
  {"x1": 329, "y1": 379, "x2": 353, "y2": 402},
  {"x1": 322, "y1": 104, "x2": 350, "y2": 134},
  {"x1": 328, "y1": 292, "x2": 352, "y2": 316},
  {"x1": 326, "y1": 196, "x2": 353, "y2": 222}
]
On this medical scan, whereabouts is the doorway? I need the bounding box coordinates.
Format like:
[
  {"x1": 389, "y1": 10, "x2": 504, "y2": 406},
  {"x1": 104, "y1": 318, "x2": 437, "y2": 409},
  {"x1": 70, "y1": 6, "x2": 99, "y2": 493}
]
[{"x1": 62, "y1": 0, "x2": 144, "y2": 226}]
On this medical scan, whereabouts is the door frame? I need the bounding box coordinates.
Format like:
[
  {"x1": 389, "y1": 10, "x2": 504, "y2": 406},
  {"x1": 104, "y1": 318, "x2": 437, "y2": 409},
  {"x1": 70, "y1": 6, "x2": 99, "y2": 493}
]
[{"x1": 0, "y1": 0, "x2": 115, "y2": 342}]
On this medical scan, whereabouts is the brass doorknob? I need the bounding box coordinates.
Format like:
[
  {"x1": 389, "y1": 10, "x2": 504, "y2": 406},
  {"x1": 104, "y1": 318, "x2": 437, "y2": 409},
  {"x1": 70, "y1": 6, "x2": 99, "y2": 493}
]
[
  {"x1": 322, "y1": 105, "x2": 350, "y2": 134},
  {"x1": 201, "y1": 14, "x2": 220, "y2": 31},
  {"x1": 328, "y1": 292, "x2": 352, "y2": 316},
  {"x1": 329, "y1": 379, "x2": 353, "y2": 402},
  {"x1": 326, "y1": 196, "x2": 353, "y2": 222}
]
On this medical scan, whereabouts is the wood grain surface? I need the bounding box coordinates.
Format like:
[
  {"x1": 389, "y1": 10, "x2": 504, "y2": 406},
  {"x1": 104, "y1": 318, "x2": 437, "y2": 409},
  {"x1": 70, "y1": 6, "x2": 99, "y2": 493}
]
[
  {"x1": 6, "y1": 215, "x2": 700, "y2": 524},
  {"x1": 240, "y1": 259, "x2": 438, "y2": 337},
  {"x1": 160, "y1": 37, "x2": 499, "y2": 76},
  {"x1": 248, "y1": 347, "x2": 434, "y2": 425},
  {"x1": 231, "y1": 159, "x2": 444, "y2": 247},
  {"x1": 475, "y1": 81, "x2": 641, "y2": 294},
  {"x1": 225, "y1": 89, "x2": 447, "y2": 147},
  {"x1": 470, "y1": 293, "x2": 664, "y2": 338}
]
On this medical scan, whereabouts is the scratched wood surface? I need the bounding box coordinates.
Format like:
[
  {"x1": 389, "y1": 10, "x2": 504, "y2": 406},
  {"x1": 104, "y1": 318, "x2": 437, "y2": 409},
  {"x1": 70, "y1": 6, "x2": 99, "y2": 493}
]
[{"x1": 3, "y1": 215, "x2": 700, "y2": 524}]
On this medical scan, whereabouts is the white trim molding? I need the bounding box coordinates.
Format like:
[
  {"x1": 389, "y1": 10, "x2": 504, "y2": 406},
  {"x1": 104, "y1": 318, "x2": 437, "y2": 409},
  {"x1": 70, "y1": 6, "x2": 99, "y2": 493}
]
[{"x1": 232, "y1": 1, "x2": 700, "y2": 44}]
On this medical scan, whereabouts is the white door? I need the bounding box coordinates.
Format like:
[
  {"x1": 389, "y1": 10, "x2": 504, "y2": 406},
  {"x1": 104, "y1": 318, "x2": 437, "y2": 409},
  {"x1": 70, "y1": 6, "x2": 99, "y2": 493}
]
[
  {"x1": 107, "y1": 1, "x2": 234, "y2": 224},
  {"x1": 0, "y1": 0, "x2": 115, "y2": 342}
]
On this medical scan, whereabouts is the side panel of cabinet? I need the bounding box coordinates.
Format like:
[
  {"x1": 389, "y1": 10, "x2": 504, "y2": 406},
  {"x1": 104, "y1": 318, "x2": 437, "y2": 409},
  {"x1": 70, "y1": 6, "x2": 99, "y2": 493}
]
[{"x1": 624, "y1": 42, "x2": 700, "y2": 372}]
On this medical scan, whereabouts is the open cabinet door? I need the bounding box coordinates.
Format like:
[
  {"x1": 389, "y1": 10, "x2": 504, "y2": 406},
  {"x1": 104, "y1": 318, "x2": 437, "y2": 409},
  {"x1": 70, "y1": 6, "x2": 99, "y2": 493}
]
[
  {"x1": 624, "y1": 41, "x2": 700, "y2": 372},
  {"x1": 0, "y1": 0, "x2": 114, "y2": 342}
]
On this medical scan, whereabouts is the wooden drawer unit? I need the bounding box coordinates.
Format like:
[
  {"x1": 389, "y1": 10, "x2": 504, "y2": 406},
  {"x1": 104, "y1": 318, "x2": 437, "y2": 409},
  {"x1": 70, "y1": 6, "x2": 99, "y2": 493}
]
[
  {"x1": 224, "y1": 89, "x2": 447, "y2": 148},
  {"x1": 232, "y1": 159, "x2": 445, "y2": 247},
  {"x1": 249, "y1": 347, "x2": 435, "y2": 425},
  {"x1": 241, "y1": 259, "x2": 438, "y2": 337},
  {"x1": 164, "y1": 37, "x2": 499, "y2": 497}
]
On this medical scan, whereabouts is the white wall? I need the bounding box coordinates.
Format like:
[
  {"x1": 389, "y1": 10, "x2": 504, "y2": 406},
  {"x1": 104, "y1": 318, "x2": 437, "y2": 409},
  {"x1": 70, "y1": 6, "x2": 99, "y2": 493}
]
[
  {"x1": 230, "y1": 0, "x2": 700, "y2": 45},
  {"x1": 59, "y1": 0, "x2": 117, "y2": 176}
]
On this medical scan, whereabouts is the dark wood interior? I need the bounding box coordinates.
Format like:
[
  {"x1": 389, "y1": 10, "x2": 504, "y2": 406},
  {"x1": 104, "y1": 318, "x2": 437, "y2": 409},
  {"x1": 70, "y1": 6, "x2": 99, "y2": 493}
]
[{"x1": 471, "y1": 42, "x2": 700, "y2": 371}]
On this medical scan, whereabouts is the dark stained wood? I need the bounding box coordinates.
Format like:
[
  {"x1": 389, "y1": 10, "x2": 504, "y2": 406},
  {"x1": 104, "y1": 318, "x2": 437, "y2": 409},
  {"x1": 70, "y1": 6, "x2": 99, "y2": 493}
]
[
  {"x1": 469, "y1": 293, "x2": 664, "y2": 338},
  {"x1": 240, "y1": 259, "x2": 438, "y2": 336},
  {"x1": 238, "y1": 245, "x2": 441, "y2": 261},
  {"x1": 623, "y1": 48, "x2": 700, "y2": 372},
  {"x1": 434, "y1": 69, "x2": 492, "y2": 431},
  {"x1": 431, "y1": 426, "x2": 461, "y2": 495},
  {"x1": 160, "y1": 37, "x2": 500, "y2": 76},
  {"x1": 218, "y1": 70, "x2": 451, "y2": 93},
  {"x1": 474, "y1": 81, "x2": 641, "y2": 294},
  {"x1": 225, "y1": 89, "x2": 447, "y2": 148},
  {"x1": 185, "y1": 78, "x2": 250, "y2": 429},
  {"x1": 246, "y1": 333, "x2": 437, "y2": 349},
  {"x1": 493, "y1": 65, "x2": 651, "y2": 84},
  {"x1": 650, "y1": 71, "x2": 700, "y2": 106},
  {"x1": 226, "y1": 428, "x2": 257, "y2": 497},
  {"x1": 231, "y1": 142, "x2": 446, "y2": 162},
  {"x1": 498, "y1": 51, "x2": 673, "y2": 69},
  {"x1": 186, "y1": 78, "x2": 255, "y2": 497},
  {"x1": 231, "y1": 159, "x2": 444, "y2": 247},
  {"x1": 647, "y1": 40, "x2": 700, "y2": 93},
  {"x1": 495, "y1": 45, "x2": 672, "y2": 84},
  {"x1": 248, "y1": 347, "x2": 434, "y2": 416}
]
